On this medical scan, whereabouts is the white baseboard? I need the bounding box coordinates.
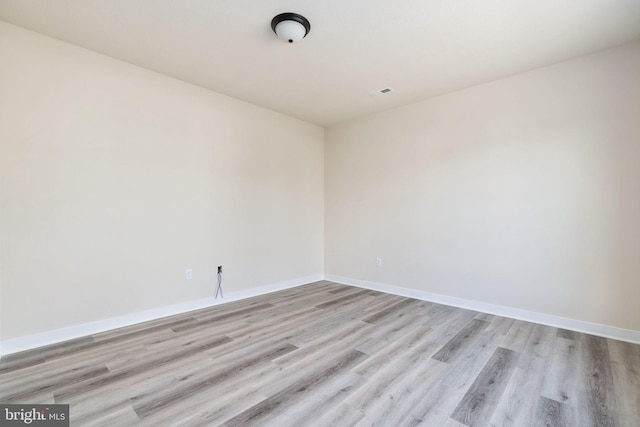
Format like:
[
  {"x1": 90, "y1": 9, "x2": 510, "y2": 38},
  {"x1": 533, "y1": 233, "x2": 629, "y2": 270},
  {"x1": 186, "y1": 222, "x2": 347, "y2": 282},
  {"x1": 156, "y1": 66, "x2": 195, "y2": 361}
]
[
  {"x1": 325, "y1": 274, "x2": 640, "y2": 345},
  {"x1": 0, "y1": 275, "x2": 323, "y2": 357},
  {"x1": 3, "y1": 273, "x2": 638, "y2": 357}
]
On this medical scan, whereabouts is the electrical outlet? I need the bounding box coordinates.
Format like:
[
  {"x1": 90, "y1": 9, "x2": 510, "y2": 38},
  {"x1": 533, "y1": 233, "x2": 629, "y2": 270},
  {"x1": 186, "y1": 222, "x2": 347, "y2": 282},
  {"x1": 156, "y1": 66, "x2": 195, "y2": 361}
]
[
  {"x1": 376, "y1": 258, "x2": 382, "y2": 267},
  {"x1": 185, "y1": 269, "x2": 193, "y2": 280}
]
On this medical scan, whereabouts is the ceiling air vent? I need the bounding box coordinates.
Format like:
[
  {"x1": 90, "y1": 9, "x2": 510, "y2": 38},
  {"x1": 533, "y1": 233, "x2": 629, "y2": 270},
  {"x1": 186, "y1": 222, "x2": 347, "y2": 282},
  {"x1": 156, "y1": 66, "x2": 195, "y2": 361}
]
[{"x1": 369, "y1": 87, "x2": 394, "y2": 97}]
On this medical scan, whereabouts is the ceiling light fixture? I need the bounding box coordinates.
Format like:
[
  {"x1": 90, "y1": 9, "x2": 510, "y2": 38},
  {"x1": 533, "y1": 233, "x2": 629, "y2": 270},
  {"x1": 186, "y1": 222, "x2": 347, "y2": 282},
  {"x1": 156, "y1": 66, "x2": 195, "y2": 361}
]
[{"x1": 271, "y1": 13, "x2": 311, "y2": 43}]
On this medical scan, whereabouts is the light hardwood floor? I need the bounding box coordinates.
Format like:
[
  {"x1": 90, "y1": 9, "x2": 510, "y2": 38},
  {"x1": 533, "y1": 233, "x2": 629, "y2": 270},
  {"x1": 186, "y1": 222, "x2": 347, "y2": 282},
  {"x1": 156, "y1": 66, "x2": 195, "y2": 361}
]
[{"x1": 1, "y1": 281, "x2": 639, "y2": 426}]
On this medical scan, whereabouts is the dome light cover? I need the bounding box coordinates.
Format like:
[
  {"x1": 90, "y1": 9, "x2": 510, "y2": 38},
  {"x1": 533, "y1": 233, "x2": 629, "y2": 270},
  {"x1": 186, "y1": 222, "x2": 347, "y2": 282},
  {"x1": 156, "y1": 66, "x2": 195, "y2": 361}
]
[{"x1": 271, "y1": 13, "x2": 311, "y2": 43}]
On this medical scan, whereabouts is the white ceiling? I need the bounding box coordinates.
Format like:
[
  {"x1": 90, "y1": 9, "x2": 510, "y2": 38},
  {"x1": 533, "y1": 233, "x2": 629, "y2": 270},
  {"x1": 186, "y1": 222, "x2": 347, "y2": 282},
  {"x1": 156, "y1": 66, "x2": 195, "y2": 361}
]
[{"x1": 1, "y1": 0, "x2": 640, "y2": 126}]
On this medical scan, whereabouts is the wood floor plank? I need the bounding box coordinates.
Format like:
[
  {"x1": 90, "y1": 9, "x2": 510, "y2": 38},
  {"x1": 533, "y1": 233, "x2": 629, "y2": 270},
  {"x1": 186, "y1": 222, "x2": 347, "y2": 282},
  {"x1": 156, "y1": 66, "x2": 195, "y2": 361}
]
[
  {"x1": 1, "y1": 282, "x2": 639, "y2": 426},
  {"x1": 486, "y1": 315, "x2": 515, "y2": 336},
  {"x1": 314, "y1": 288, "x2": 373, "y2": 309},
  {"x1": 315, "y1": 403, "x2": 365, "y2": 427},
  {"x1": 81, "y1": 404, "x2": 141, "y2": 427},
  {"x1": 352, "y1": 358, "x2": 449, "y2": 427},
  {"x1": 425, "y1": 307, "x2": 479, "y2": 347},
  {"x1": 556, "y1": 328, "x2": 577, "y2": 340},
  {"x1": 360, "y1": 293, "x2": 408, "y2": 315},
  {"x1": 451, "y1": 347, "x2": 519, "y2": 427},
  {"x1": 440, "y1": 329, "x2": 501, "y2": 391},
  {"x1": 540, "y1": 336, "x2": 580, "y2": 403},
  {"x1": 489, "y1": 335, "x2": 550, "y2": 426},
  {"x1": 138, "y1": 346, "x2": 297, "y2": 425},
  {"x1": 55, "y1": 335, "x2": 233, "y2": 401},
  {"x1": 534, "y1": 396, "x2": 566, "y2": 427},
  {"x1": 220, "y1": 349, "x2": 367, "y2": 426},
  {"x1": 266, "y1": 371, "x2": 366, "y2": 427},
  {"x1": 134, "y1": 342, "x2": 298, "y2": 419},
  {"x1": 607, "y1": 338, "x2": 640, "y2": 425},
  {"x1": 352, "y1": 325, "x2": 432, "y2": 378},
  {"x1": 500, "y1": 319, "x2": 536, "y2": 352},
  {"x1": 261, "y1": 344, "x2": 368, "y2": 399},
  {"x1": 396, "y1": 382, "x2": 462, "y2": 426},
  {"x1": 170, "y1": 303, "x2": 276, "y2": 334},
  {"x1": 69, "y1": 373, "x2": 183, "y2": 425},
  {"x1": 582, "y1": 334, "x2": 618, "y2": 427},
  {"x1": 356, "y1": 311, "x2": 426, "y2": 355},
  {"x1": 0, "y1": 336, "x2": 96, "y2": 375},
  {"x1": 487, "y1": 321, "x2": 558, "y2": 425},
  {"x1": 347, "y1": 338, "x2": 444, "y2": 416},
  {"x1": 523, "y1": 323, "x2": 557, "y2": 360},
  {"x1": 361, "y1": 298, "x2": 417, "y2": 324},
  {"x1": 441, "y1": 418, "x2": 469, "y2": 427},
  {"x1": 432, "y1": 319, "x2": 490, "y2": 363},
  {"x1": 276, "y1": 320, "x2": 373, "y2": 368},
  {"x1": 1, "y1": 364, "x2": 110, "y2": 403},
  {"x1": 291, "y1": 300, "x2": 381, "y2": 346},
  {"x1": 66, "y1": 352, "x2": 215, "y2": 411},
  {"x1": 225, "y1": 306, "x2": 323, "y2": 344}
]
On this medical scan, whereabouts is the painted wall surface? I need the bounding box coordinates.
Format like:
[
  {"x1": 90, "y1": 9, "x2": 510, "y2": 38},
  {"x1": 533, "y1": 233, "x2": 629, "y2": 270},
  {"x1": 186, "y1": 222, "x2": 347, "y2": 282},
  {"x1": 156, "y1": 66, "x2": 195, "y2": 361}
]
[
  {"x1": 325, "y1": 41, "x2": 640, "y2": 331},
  {"x1": 0, "y1": 22, "x2": 324, "y2": 340},
  {"x1": 2, "y1": 19, "x2": 639, "y2": 348}
]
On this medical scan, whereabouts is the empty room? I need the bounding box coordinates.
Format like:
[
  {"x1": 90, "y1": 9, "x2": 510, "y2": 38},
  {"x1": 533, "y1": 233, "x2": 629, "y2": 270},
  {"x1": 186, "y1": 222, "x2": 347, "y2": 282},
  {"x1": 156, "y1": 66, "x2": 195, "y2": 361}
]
[{"x1": 1, "y1": 1, "x2": 639, "y2": 426}]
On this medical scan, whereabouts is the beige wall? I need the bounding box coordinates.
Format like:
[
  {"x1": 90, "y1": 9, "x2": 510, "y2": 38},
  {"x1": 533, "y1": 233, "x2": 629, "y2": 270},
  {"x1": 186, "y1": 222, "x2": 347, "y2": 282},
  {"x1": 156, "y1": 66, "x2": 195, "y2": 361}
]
[
  {"x1": 2, "y1": 20, "x2": 639, "y2": 347},
  {"x1": 0, "y1": 22, "x2": 324, "y2": 340},
  {"x1": 326, "y1": 41, "x2": 640, "y2": 331}
]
